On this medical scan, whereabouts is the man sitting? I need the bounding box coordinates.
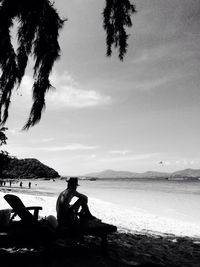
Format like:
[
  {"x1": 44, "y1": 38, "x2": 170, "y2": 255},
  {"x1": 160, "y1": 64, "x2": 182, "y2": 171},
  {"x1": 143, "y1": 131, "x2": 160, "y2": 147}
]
[{"x1": 56, "y1": 177, "x2": 98, "y2": 226}]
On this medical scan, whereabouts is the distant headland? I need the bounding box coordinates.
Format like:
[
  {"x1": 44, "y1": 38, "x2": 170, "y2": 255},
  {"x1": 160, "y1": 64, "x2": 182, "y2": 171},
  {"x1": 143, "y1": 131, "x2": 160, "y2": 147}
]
[
  {"x1": 84, "y1": 168, "x2": 200, "y2": 180},
  {"x1": 2, "y1": 158, "x2": 60, "y2": 179}
]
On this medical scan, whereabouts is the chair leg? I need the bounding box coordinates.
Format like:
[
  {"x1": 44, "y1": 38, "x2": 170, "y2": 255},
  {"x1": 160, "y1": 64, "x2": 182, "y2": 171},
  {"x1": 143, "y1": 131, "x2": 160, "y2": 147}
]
[
  {"x1": 33, "y1": 209, "x2": 39, "y2": 221},
  {"x1": 101, "y1": 234, "x2": 108, "y2": 256}
]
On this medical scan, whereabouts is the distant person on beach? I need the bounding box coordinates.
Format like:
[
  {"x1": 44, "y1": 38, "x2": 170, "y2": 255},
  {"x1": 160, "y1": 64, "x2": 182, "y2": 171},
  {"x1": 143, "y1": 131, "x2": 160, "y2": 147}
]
[
  {"x1": 56, "y1": 177, "x2": 98, "y2": 226},
  {"x1": 28, "y1": 182, "x2": 31, "y2": 189},
  {"x1": 20, "y1": 181, "x2": 23, "y2": 188}
]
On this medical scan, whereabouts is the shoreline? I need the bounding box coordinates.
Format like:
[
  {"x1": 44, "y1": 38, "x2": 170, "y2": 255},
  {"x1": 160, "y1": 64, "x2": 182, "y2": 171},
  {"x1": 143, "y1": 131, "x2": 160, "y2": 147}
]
[
  {"x1": 1, "y1": 187, "x2": 200, "y2": 266},
  {"x1": 1, "y1": 186, "x2": 200, "y2": 239}
]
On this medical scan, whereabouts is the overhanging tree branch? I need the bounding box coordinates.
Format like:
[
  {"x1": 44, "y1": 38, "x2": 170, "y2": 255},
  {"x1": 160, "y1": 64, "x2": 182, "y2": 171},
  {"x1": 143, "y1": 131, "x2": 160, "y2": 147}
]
[
  {"x1": 0, "y1": 0, "x2": 136, "y2": 130},
  {"x1": 103, "y1": 0, "x2": 136, "y2": 60}
]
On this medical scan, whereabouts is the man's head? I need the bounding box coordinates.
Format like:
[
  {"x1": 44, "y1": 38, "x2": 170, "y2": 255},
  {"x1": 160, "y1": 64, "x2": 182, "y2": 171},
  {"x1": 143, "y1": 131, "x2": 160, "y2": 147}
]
[{"x1": 67, "y1": 177, "x2": 80, "y2": 189}]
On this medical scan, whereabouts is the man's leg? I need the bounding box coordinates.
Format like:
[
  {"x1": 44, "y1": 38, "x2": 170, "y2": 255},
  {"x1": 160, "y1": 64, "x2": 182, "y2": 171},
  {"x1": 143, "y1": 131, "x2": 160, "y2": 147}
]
[
  {"x1": 71, "y1": 198, "x2": 92, "y2": 216},
  {"x1": 71, "y1": 198, "x2": 100, "y2": 221}
]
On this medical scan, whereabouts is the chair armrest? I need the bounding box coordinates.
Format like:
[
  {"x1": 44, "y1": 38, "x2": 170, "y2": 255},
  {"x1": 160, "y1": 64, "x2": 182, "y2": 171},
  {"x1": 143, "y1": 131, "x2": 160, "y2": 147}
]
[
  {"x1": 26, "y1": 206, "x2": 42, "y2": 221},
  {"x1": 26, "y1": 206, "x2": 42, "y2": 211},
  {"x1": 9, "y1": 206, "x2": 43, "y2": 222}
]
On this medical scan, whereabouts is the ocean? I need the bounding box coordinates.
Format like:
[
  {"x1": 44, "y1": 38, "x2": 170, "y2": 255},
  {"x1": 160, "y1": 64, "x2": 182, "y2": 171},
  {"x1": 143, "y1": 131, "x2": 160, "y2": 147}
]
[{"x1": 1, "y1": 178, "x2": 200, "y2": 238}]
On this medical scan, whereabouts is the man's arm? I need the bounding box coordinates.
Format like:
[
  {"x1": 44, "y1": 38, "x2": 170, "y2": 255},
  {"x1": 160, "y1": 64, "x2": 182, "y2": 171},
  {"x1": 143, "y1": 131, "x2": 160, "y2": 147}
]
[
  {"x1": 56, "y1": 192, "x2": 66, "y2": 212},
  {"x1": 74, "y1": 191, "x2": 88, "y2": 202}
]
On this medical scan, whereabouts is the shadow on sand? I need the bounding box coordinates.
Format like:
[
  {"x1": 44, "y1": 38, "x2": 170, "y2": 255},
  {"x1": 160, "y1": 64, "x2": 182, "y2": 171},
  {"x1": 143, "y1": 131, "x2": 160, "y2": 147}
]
[{"x1": 1, "y1": 232, "x2": 200, "y2": 267}]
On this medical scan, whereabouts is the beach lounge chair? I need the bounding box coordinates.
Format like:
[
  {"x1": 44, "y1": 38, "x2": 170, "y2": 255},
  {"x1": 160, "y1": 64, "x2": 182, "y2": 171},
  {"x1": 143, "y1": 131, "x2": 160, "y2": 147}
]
[
  {"x1": 4, "y1": 194, "x2": 42, "y2": 224},
  {"x1": 3, "y1": 194, "x2": 55, "y2": 246}
]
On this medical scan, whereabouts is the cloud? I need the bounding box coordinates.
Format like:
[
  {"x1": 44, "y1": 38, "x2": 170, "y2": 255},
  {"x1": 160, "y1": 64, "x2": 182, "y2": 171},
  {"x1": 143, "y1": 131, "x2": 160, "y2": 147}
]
[
  {"x1": 162, "y1": 161, "x2": 171, "y2": 165},
  {"x1": 100, "y1": 153, "x2": 159, "y2": 163},
  {"x1": 47, "y1": 71, "x2": 111, "y2": 108},
  {"x1": 164, "y1": 158, "x2": 200, "y2": 166},
  {"x1": 38, "y1": 143, "x2": 99, "y2": 151},
  {"x1": 31, "y1": 137, "x2": 55, "y2": 143},
  {"x1": 109, "y1": 150, "x2": 130, "y2": 155},
  {"x1": 8, "y1": 128, "x2": 22, "y2": 135},
  {"x1": 16, "y1": 72, "x2": 111, "y2": 109},
  {"x1": 3, "y1": 144, "x2": 34, "y2": 158},
  {"x1": 132, "y1": 72, "x2": 183, "y2": 92}
]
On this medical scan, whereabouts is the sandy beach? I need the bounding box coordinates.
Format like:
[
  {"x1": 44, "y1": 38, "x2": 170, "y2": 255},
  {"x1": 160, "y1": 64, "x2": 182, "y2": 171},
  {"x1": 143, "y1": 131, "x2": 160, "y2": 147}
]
[{"x1": 0, "y1": 184, "x2": 200, "y2": 267}]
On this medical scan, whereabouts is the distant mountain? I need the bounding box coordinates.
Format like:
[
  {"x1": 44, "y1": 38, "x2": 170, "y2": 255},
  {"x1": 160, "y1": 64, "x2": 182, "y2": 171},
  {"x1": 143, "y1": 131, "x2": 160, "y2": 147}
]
[
  {"x1": 170, "y1": 168, "x2": 200, "y2": 178},
  {"x1": 3, "y1": 158, "x2": 60, "y2": 179},
  {"x1": 139, "y1": 171, "x2": 170, "y2": 178},
  {"x1": 86, "y1": 169, "x2": 137, "y2": 179},
  {"x1": 85, "y1": 169, "x2": 170, "y2": 179},
  {"x1": 85, "y1": 168, "x2": 200, "y2": 179}
]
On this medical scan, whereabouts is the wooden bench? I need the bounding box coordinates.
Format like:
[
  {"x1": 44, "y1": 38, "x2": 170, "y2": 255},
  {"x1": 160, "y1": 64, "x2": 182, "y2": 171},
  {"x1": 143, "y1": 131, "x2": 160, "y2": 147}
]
[{"x1": 56, "y1": 219, "x2": 117, "y2": 254}]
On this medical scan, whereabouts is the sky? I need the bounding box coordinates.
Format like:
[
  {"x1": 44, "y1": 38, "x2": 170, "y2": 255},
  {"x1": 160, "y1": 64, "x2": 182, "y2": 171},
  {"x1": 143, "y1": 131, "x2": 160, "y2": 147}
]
[{"x1": 2, "y1": 0, "x2": 200, "y2": 176}]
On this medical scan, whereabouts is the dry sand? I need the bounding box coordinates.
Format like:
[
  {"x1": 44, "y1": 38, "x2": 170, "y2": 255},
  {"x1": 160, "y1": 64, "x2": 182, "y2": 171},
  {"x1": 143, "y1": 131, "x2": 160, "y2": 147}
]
[{"x1": 0, "y1": 186, "x2": 200, "y2": 267}]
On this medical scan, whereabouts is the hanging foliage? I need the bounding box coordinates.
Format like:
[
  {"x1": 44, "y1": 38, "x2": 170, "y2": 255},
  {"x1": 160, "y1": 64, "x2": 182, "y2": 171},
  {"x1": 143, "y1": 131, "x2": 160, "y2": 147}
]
[
  {"x1": 0, "y1": 0, "x2": 136, "y2": 129},
  {"x1": 103, "y1": 0, "x2": 136, "y2": 60},
  {"x1": 0, "y1": 0, "x2": 65, "y2": 129}
]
